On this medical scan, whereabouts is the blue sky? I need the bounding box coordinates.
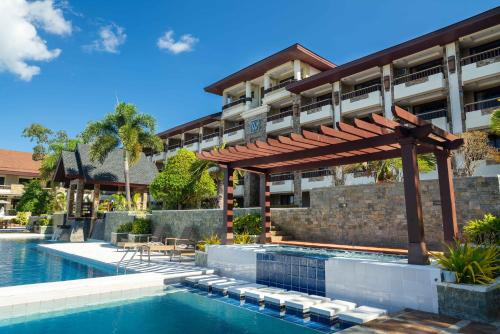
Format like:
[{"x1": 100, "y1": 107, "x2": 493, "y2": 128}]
[{"x1": 1, "y1": 0, "x2": 497, "y2": 152}]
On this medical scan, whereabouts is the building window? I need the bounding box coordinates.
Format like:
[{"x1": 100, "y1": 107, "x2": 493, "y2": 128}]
[
  {"x1": 489, "y1": 134, "x2": 500, "y2": 150},
  {"x1": 354, "y1": 78, "x2": 381, "y2": 91},
  {"x1": 474, "y1": 86, "x2": 500, "y2": 102},
  {"x1": 0, "y1": 177, "x2": 4, "y2": 185},
  {"x1": 18, "y1": 178, "x2": 31, "y2": 185}
]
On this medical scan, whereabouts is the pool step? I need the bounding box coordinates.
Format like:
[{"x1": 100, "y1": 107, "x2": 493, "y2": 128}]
[
  {"x1": 310, "y1": 300, "x2": 357, "y2": 325},
  {"x1": 338, "y1": 305, "x2": 388, "y2": 324},
  {"x1": 270, "y1": 226, "x2": 291, "y2": 242},
  {"x1": 211, "y1": 280, "x2": 249, "y2": 295}
]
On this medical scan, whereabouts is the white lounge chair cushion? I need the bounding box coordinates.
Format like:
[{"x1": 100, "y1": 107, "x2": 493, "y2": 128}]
[
  {"x1": 338, "y1": 306, "x2": 387, "y2": 324},
  {"x1": 285, "y1": 295, "x2": 330, "y2": 311},
  {"x1": 185, "y1": 275, "x2": 219, "y2": 283},
  {"x1": 227, "y1": 284, "x2": 267, "y2": 296}
]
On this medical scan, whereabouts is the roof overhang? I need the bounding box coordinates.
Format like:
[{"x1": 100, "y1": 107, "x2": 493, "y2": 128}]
[
  {"x1": 204, "y1": 44, "x2": 336, "y2": 96},
  {"x1": 0, "y1": 169, "x2": 39, "y2": 177},
  {"x1": 288, "y1": 7, "x2": 500, "y2": 94},
  {"x1": 157, "y1": 112, "x2": 222, "y2": 139}
]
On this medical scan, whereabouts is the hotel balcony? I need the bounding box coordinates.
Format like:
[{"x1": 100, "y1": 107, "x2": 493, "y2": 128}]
[
  {"x1": 200, "y1": 133, "x2": 220, "y2": 150},
  {"x1": 222, "y1": 97, "x2": 250, "y2": 119},
  {"x1": 341, "y1": 84, "x2": 383, "y2": 115},
  {"x1": 416, "y1": 108, "x2": 449, "y2": 131},
  {"x1": 461, "y1": 47, "x2": 500, "y2": 85},
  {"x1": 301, "y1": 169, "x2": 333, "y2": 190},
  {"x1": 270, "y1": 173, "x2": 294, "y2": 193},
  {"x1": 393, "y1": 66, "x2": 446, "y2": 101},
  {"x1": 0, "y1": 184, "x2": 24, "y2": 196},
  {"x1": 152, "y1": 151, "x2": 167, "y2": 162},
  {"x1": 299, "y1": 99, "x2": 333, "y2": 125},
  {"x1": 266, "y1": 110, "x2": 293, "y2": 133},
  {"x1": 464, "y1": 98, "x2": 500, "y2": 130},
  {"x1": 223, "y1": 124, "x2": 245, "y2": 143},
  {"x1": 262, "y1": 79, "x2": 296, "y2": 105},
  {"x1": 183, "y1": 138, "x2": 200, "y2": 152},
  {"x1": 166, "y1": 145, "x2": 181, "y2": 158}
]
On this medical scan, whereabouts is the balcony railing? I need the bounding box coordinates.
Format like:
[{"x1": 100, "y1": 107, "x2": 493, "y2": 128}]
[
  {"x1": 270, "y1": 173, "x2": 294, "y2": 182},
  {"x1": 184, "y1": 137, "x2": 199, "y2": 145},
  {"x1": 202, "y1": 132, "x2": 219, "y2": 141},
  {"x1": 223, "y1": 124, "x2": 244, "y2": 135},
  {"x1": 461, "y1": 47, "x2": 500, "y2": 66},
  {"x1": 222, "y1": 97, "x2": 251, "y2": 110},
  {"x1": 341, "y1": 84, "x2": 381, "y2": 100},
  {"x1": 167, "y1": 144, "x2": 181, "y2": 150},
  {"x1": 464, "y1": 97, "x2": 500, "y2": 112},
  {"x1": 300, "y1": 99, "x2": 332, "y2": 113},
  {"x1": 415, "y1": 108, "x2": 447, "y2": 121},
  {"x1": 393, "y1": 65, "x2": 444, "y2": 85},
  {"x1": 264, "y1": 79, "x2": 297, "y2": 95},
  {"x1": 0, "y1": 184, "x2": 25, "y2": 195},
  {"x1": 267, "y1": 109, "x2": 293, "y2": 122},
  {"x1": 301, "y1": 169, "x2": 332, "y2": 178}
]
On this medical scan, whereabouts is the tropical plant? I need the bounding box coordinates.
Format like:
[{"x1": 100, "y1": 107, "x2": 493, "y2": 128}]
[
  {"x1": 22, "y1": 124, "x2": 79, "y2": 181},
  {"x1": 37, "y1": 216, "x2": 52, "y2": 226},
  {"x1": 432, "y1": 240, "x2": 500, "y2": 285},
  {"x1": 110, "y1": 193, "x2": 128, "y2": 211},
  {"x1": 14, "y1": 212, "x2": 30, "y2": 225},
  {"x1": 491, "y1": 106, "x2": 500, "y2": 135},
  {"x1": 116, "y1": 222, "x2": 133, "y2": 233},
  {"x1": 81, "y1": 102, "x2": 163, "y2": 210},
  {"x1": 454, "y1": 131, "x2": 499, "y2": 177},
  {"x1": 234, "y1": 232, "x2": 253, "y2": 244},
  {"x1": 463, "y1": 214, "x2": 500, "y2": 246},
  {"x1": 196, "y1": 234, "x2": 221, "y2": 252},
  {"x1": 150, "y1": 149, "x2": 216, "y2": 209},
  {"x1": 233, "y1": 214, "x2": 262, "y2": 235},
  {"x1": 131, "y1": 218, "x2": 152, "y2": 235},
  {"x1": 16, "y1": 179, "x2": 54, "y2": 215}
]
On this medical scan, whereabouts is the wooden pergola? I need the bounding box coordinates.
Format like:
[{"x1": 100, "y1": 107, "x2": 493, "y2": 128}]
[{"x1": 198, "y1": 106, "x2": 463, "y2": 265}]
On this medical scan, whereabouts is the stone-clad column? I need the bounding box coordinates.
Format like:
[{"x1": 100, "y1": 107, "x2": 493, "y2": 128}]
[
  {"x1": 74, "y1": 179, "x2": 84, "y2": 218},
  {"x1": 333, "y1": 81, "x2": 341, "y2": 127},
  {"x1": 382, "y1": 64, "x2": 394, "y2": 119},
  {"x1": 292, "y1": 93, "x2": 302, "y2": 207},
  {"x1": 445, "y1": 42, "x2": 463, "y2": 134}
]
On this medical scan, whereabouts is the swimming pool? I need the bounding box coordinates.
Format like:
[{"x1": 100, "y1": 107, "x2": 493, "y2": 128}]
[
  {"x1": 0, "y1": 288, "x2": 327, "y2": 334},
  {"x1": 0, "y1": 238, "x2": 109, "y2": 287}
]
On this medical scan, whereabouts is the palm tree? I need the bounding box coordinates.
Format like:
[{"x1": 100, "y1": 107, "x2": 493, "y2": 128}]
[{"x1": 81, "y1": 102, "x2": 162, "y2": 210}]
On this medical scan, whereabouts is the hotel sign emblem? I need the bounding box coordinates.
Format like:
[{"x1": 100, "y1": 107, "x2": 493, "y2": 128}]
[{"x1": 250, "y1": 119, "x2": 261, "y2": 134}]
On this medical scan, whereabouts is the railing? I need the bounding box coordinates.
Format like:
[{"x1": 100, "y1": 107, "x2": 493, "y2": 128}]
[
  {"x1": 393, "y1": 65, "x2": 444, "y2": 85},
  {"x1": 464, "y1": 97, "x2": 500, "y2": 112},
  {"x1": 264, "y1": 79, "x2": 297, "y2": 95},
  {"x1": 302, "y1": 169, "x2": 332, "y2": 178},
  {"x1": 267, "y1": 109, "x2": 293, "y2": 122},
  {"x1": 461, "y1": 46, "x2": 500, "y2": 66},
  {"x1": 300, "y1": 99, "x2": 332, "y2": 113},
  {"x1": 223, "y1": 124, "x2": 244, "y2": 135},
  {"x1": 0, "y1": 184, "x2": 25, "y2": 194},
  {"x1": 167, "y1": 144, "x2": 181, "y2": 151},
  {"x1": 184, "y1": 137, "x2": 199, "y2": 145},
  {"x1": 270, "y1": 173, "x2": 294, "y2": 182},
  {"x1": 341, "y1": 84, "x2": 381, "y2": 100},
  {"x1": 222, "y1": 97, "x2": 251, "y2": 110},
  {"x1": 415, "y1": 108, "x2": 447, "y2": 120},
  {"x1": 116, "y1": 248, "x2": 139, "y2": 275},
  {"x1": 202, "y1": 132, "x2": 220, "y2": 141}
]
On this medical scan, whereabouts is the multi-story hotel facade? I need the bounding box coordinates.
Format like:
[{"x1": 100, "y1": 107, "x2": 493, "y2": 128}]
[{"x1": 153, "y1": 7, "x2": 500, "y2": 207}]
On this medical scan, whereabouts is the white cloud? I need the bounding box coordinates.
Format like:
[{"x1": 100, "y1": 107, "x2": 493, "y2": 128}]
[
  {"x1": 84, "y1": 23, "x2": 126, "y2": 54},
  {"x1": 157, "y1": 30, "x2": 198, "y2": 54},
  {"x1": 0, "y1": 0, "x2": 72, "y2": 81}
]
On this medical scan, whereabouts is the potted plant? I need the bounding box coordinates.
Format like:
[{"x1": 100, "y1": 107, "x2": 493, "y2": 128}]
[
  {"x1": 233, "y1": 214, "x2": 262, "y2": 243},
  {"x1": 128, "y1": 218, "x2": 152, "y2": 242},
  {"x1": 111, "y1": 222, "x2": 133, "y2": 245},
  {"x1": 33, "y1": 216, "x2": 53, "y2": 234},
  {"x1": 195, "y1": 234, "x2": 221, "y2": 267}
]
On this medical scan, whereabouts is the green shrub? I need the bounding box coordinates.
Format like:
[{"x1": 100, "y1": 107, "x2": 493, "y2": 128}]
[
  {"x1": 15, "y1": 212, "x2": 30, "y2": 225},
  {"x1": 37, "y1": 217, "x2": 52, "y2": 226},
  {"x1": 234, "y1": 233, "x2": 253, "y2": 245},
  {"x1": 197, "y1": 234, "x2": 221, "y2": 252},
  {"x1": 464, "y1": 213, "x2": 500, "y2": 246},
  {"x1": 131, "y1": 218, "x2": 152, "y2": 234},
  {"x1": 432, "y1": 240, "x2": 500, "y2": 285},
  {"x1": 116, "y1": 222, "x2": 133, "y2": 233},
  {"x1": 233, "y1": 214, "x2": 262, "y2": 235}
]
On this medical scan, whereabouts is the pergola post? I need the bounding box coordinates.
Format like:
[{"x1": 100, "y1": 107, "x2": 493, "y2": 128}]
[
  {"x1": 400, "y1": 138, "x2": 429, "y2": 265},
  {"x1": 66, "y1": 184, "x2": 75, "y2": 217},
  {"x1": 222, "y1": 166, "x2": 234, "y2": 245},
  {"x1": 74, "y1": 179, "x2": 85, "y2": 218},
  {"x1": 435, "y1": 149, "x2": 458, "y2": 244},
  {"x1": 91, "y1": 184, "x2": 100, "y2": 219},
  {"x1": 259, "y1": 173, "x2": 271, "y2": 244}
]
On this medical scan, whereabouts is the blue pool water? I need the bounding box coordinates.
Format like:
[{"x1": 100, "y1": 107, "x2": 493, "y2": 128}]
[
  {"x1": 0, "y1": 289, "x2": 325, "y2": 334},
  {"x1": 0, "y1": 238, "x2": 109, "y2": 287}
]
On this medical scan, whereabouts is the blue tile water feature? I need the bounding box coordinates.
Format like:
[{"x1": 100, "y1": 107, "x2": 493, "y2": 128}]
[{"x1": 256, "y1": 252, "x2": 326, "y2": 296}]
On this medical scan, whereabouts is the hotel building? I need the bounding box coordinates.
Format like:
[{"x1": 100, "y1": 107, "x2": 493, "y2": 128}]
[{"x1": 153, "y1": 7, "x2": 500, "y2": 207}]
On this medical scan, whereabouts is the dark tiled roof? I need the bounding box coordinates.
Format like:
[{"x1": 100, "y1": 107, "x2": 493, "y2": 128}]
[{"x1": 58, "y1": 144, "x2": 157, "y2": 186}]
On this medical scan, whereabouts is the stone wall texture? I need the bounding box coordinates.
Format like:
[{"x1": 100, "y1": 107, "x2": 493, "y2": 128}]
[
  {"x1": 271, "y1": 176, "x2": 500, "y2": 249},
  {"x1": 103, "y1": 212, "x2": 136, "y2": 241}
]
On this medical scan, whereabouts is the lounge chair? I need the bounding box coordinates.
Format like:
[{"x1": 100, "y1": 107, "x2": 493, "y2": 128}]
[{"x1": 168, "y1": 238, "x2": 196, "y2": 262}]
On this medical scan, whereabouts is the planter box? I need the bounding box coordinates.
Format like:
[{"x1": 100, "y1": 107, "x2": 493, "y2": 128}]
[
  {"x1": 195, "y1": 250, "x2": 207, "y2": 267},
  {"x1": 437, "y1": 277, "x2": 500, "y2": 323},
  {"x1": 128, "y1": 233, "x2": 151, "y2": 242},
  {"x1": 34, "y1": 226, "x2": 53, "y2": 235},
  {"x1": 111, "y1": 232, "x2": 129, "y2": 245}
]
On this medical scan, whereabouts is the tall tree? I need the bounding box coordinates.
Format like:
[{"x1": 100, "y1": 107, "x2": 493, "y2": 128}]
[
  {"x1": 22, "y1": 124, "x2": 79, "y2": 180},
  {"x1": 454, "y1": 131, "x2": 498, "y2": 177},
  {"x1": 81, "y1": 102, "x2": 162, "y2": 210}
]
